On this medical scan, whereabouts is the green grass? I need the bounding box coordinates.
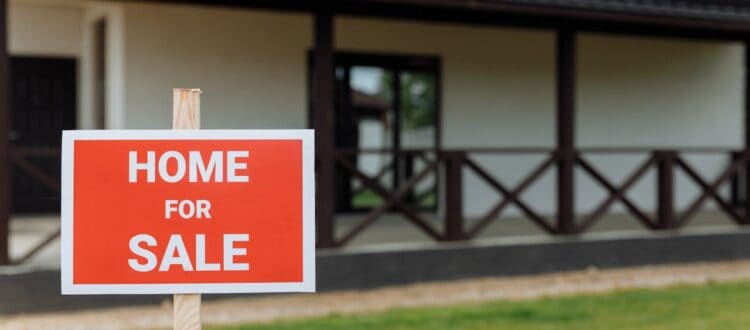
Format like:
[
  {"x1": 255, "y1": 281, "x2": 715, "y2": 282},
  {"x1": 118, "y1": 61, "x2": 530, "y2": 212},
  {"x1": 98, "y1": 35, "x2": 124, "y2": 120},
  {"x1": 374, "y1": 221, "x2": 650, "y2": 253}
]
[
  {"x1": 352, "y1": 189, "x2": 383, "y2": 208},
  {"x1": 215, "y1": 280, "x2": 750, "y2": 330}
]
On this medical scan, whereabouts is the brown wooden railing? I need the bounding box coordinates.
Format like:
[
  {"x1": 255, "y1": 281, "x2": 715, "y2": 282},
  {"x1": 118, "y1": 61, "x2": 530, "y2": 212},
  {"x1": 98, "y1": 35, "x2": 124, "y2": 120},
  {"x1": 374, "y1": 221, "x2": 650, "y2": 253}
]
[
  {"x1": 325, "y1": 147, "x2": 750, "y2": 247},
  {"x1": 335, "y1": 149, "x2": 443, "y2": 245},
  {"x1": 8, "y1": 146, "x2": 61, "y2": 264},
  {"x1": 6, "y1": 145, "x2": 750, "y2": 258}
]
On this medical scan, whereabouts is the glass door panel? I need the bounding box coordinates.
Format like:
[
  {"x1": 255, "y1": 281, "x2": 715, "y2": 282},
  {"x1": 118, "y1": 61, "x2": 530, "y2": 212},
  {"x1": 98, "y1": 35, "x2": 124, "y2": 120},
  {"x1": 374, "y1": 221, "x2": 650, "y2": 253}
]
[
  {"x1": 397, "y1": 70, "x2": 438, "y2": 209},
  {"x1": 329, "y1": 54, "x2": 440, "y2": 213},
  {"x1": 348, "y1": 66, "x2": 395, "y2": 209}
]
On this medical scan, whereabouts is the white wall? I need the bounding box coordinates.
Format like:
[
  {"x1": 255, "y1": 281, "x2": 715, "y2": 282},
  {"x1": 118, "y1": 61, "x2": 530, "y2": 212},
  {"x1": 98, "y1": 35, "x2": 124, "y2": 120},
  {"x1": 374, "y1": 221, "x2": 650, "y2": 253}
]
[
  {"x1": 9, "y1": 0, "x2": 83, "y2": 57},
  {"x1": 115, "y1": 5, "x2": 744, "y2": 221},
  {"x1": 121, "y1": 3, "x2": 311, "y2": 130},
  {"x1": 337, "y1": 18, "x2": 743, "y2": 219},
  {"x1": 577, "y1": 35, "x2": 743, "y2": 216},
  {"x1": 335, "y1": 19, "x2": 559, "y2": 219},
  {"x1": 578, "y1": 34, "x2": 743, "y2": 148},
  {"x1": 337, "y1": 18, "x2": 557, "y2": 148}
]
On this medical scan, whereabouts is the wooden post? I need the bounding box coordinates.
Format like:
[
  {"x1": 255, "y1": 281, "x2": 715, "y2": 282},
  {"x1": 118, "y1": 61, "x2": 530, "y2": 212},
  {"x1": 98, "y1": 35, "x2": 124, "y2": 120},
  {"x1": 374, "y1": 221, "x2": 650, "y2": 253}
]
[
  {"x1": 744, "y1": 41, "x2": 750, "y2": 223},
  {"x1": 556, "y1": 29, "x2": 577, "y2": 234},
  {"x1": 730, "y1": 151, "x2": 741, "y2": 207},
  {"x1": 0, "y1": 0, "x2": 9, "y2": 265},
  {"x1": 312, "y1": 11, "x2": 337, "y2": 247},
  {"x1": 443, "y1": 151, "x2": 464, "y2": 240},
  {"x1": 655, "y1": 151, "x2": 675, "y2": 229},
  {"x1": 172, "y1": 88, "x2": 201, "y2": 330}
]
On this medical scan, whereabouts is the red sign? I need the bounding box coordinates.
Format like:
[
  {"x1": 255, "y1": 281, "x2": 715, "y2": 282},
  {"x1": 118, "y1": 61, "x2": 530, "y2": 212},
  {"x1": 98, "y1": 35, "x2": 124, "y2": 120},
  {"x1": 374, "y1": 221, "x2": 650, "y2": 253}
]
[{"x1": 61, "y1": 130, "x2": 315, "y2": 294}]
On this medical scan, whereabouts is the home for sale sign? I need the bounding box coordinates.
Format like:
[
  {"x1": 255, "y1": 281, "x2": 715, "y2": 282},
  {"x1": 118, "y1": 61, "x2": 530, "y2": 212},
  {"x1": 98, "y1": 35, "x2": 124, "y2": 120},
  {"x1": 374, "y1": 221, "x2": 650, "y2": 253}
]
[{"x1": 61, "y1": 130, "x2": 315, "y2": 294}]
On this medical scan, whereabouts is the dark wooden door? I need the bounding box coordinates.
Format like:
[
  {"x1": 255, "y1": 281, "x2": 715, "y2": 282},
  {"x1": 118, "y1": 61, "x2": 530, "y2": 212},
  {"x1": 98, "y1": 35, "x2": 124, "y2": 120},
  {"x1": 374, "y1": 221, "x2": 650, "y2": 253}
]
[{"x1": 10, "y1": 56, "x2": 76, "y2": 213}]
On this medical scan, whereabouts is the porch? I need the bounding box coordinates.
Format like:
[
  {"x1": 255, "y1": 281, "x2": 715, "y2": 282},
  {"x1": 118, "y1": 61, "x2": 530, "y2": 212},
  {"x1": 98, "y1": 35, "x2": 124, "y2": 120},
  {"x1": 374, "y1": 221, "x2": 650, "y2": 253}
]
[
  {"x1": 2, "y1": 0, "x2": 750, "y2": 265},
  {"x1": 7, "y1": 144, "x2": 750, "y2": 263},
  {"x1": 324, "y1": 147, "x2": 750, "y2": 246}
]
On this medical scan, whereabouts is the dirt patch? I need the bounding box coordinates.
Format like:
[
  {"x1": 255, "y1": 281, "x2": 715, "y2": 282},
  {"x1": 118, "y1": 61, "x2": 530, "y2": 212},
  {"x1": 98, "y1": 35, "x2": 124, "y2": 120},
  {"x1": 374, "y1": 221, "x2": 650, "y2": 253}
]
[{"x1": 4, "y1": 259, "x2": 750, "y2": 329}]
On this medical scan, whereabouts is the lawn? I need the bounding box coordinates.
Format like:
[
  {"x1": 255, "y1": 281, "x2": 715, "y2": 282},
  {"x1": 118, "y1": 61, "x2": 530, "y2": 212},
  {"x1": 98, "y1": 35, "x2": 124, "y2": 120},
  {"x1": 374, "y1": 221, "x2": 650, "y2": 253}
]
[{"x1": 215, "y1": 280, "x2": 750, "y2": 330}]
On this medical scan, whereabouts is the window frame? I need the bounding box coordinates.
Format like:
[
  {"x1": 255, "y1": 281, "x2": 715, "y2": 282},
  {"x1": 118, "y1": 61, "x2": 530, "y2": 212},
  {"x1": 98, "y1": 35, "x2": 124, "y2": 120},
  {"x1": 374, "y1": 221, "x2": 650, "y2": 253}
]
[{"x1": 308, "y1": 50, "x2": 443, "y2": 213}]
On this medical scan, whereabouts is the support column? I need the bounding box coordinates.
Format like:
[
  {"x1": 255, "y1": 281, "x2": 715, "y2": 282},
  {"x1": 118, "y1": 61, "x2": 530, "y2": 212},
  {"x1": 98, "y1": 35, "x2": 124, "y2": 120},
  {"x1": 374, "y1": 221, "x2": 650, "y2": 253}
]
[
  {"x1": 744, "y1": 40, "x2": 750, "y2": 223},
  {"x1": 313, "y1": 11, "x2": 337, "y2": 247},
  {"x1": 0, "y1": 0, "x2": 9, "y2": 265},
  {"x1": 556, "y1": 29, "x2": 577, "y2": 234}
]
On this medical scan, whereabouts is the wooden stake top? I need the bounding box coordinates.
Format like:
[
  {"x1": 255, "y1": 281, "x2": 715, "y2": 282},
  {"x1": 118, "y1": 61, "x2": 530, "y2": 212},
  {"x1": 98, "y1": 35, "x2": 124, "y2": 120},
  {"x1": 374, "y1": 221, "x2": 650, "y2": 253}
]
[{"x1": 173, "y1": 88, "x2": 201, "y2": 130}]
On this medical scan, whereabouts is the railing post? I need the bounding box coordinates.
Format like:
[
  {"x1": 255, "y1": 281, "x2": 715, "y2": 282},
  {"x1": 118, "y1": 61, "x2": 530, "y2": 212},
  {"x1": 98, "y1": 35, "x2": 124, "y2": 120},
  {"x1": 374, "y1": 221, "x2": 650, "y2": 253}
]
[
  {"x1": 555, "y1": 28, "x2": 577, "y2": 234},
  {"x1": 312, "y1": 11, "x2": 336, "y2": 248},
  {"x1": 403, "y1": 153, "x2": 415, "y2": 205},
  {"x1": 655, "y1": 150, "x2": 676, "y2": 229},
  {"x1": 443, "y1": 151, "x2": 464, "y2": 241},
  {"x1": 730, "y1": 151, "x2": 742, "y2": 208}
]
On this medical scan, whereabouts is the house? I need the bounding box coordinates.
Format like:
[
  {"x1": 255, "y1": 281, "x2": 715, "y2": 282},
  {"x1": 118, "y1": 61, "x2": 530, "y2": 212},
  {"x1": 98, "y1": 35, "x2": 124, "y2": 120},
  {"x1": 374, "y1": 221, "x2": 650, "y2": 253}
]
[{"x1": 1, "y1": 0, "x2": 750, "y2": 265}]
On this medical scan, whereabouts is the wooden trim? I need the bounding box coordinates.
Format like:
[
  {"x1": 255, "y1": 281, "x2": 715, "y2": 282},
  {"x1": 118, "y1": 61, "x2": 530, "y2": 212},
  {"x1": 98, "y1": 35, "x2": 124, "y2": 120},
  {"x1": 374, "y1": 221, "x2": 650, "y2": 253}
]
[
  {"x1": 146, "y1": 1, "x2": 750, "y2": 41},
  {"x1": 308, "y1": 50, "x2": 443, "y2": 213},
  {"x1": 0, "y1": 0, "x2": 9, "y2": 265},
  {"x1": 312, "y1": 11, "x2": 337, "y2": 248},
  {"x1": 555, "y1": 29, "x2": 576, "y2": 234},
  {"x1": 334, "y1": 51, "x2": 440, "y2": 69},
  {"x1": 655, "y1": 151, "x2": 676, "y2": 229},
  {"x1": 392, "y1": 65, "x2": 402, "y2": 191},
  {"x1": 745, "y1": 41, "x2": 750, "y2": 223},
  {"x1": 93, "y1": 18, "x2": 107, "y2": 129},
  {"x1": 443, "y1": 151, "x2": 464, "y2": 240}
]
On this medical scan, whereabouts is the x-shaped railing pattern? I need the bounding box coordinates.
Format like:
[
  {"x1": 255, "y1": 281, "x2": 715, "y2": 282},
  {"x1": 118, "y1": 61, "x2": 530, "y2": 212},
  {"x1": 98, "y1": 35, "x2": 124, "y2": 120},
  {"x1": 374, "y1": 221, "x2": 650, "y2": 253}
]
[
  {"x1": 334, "y1": 149, "x2": 749, "y2": 246},
  {"x1": 575, "y1": 155, "x2": 657, "y2": 230},
  {"x1": 10, "y1": 146, "x2": 750, "y2": 258},
  {"x1": 675, "y1": 154, "x2": 747, "y2": 225},
  {"x1": 461, "y1": 154, "x2": 557, "y2": 236},
  {"x1": 576, "y1": 151, "x2": 749, "y2": 231},
  {"x1": 8, "y1": 146, "x2": 61, "y2": 264},
  {"x1": 335, "y1": 153, "x2": 441, "y2": 246},
  {"x1": 336, "y1": 151, "x2": 563, "y2": 243}
]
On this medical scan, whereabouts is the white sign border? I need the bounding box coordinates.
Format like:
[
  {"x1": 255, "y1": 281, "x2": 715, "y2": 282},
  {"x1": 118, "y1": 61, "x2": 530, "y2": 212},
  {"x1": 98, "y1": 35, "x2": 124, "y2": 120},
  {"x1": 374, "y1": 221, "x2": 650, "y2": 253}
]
[{"x1": 61, "y1": 129, "x2": 316, "y2": 295}]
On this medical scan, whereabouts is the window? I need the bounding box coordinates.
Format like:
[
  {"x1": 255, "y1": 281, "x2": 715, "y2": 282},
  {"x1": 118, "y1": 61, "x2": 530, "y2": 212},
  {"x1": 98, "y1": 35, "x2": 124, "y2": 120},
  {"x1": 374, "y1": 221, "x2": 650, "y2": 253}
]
[{"x1": 311, "y1": 52, "x2": 441, "y2": 212}]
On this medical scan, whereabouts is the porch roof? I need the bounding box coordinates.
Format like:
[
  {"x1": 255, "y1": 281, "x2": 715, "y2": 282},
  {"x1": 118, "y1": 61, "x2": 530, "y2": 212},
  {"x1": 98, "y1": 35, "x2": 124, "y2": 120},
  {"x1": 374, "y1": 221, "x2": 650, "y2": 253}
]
[
  {"x1": 472, "y1": 0, "x2": 750, "y2": 22},
  {"x1": 148, "y1": 0, "x2": 750, "y2": 39}
]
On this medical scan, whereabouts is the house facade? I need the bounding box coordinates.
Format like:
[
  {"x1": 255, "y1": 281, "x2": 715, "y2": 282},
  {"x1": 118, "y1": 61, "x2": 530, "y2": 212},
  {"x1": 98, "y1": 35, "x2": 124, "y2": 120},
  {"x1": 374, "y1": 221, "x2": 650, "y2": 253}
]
[{"x1": 1, "y1": 0, "x2": 750, "y2": 262}]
